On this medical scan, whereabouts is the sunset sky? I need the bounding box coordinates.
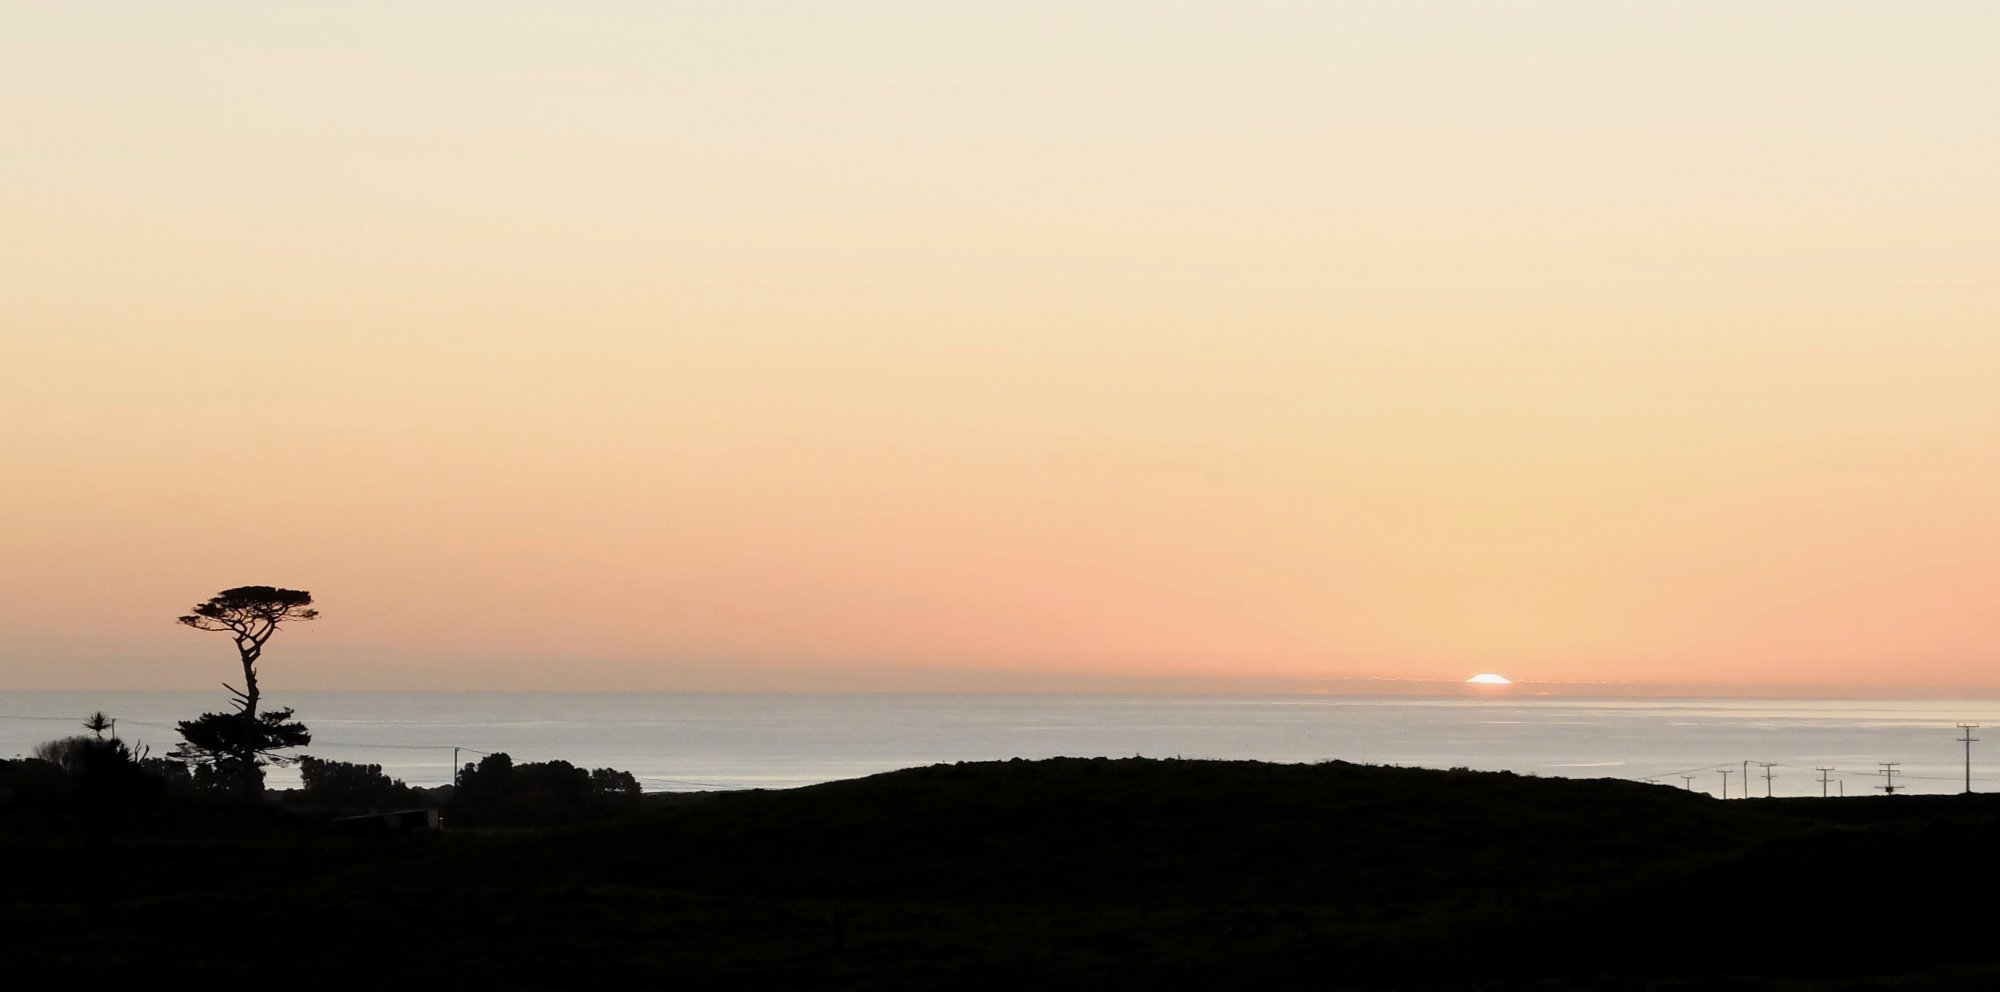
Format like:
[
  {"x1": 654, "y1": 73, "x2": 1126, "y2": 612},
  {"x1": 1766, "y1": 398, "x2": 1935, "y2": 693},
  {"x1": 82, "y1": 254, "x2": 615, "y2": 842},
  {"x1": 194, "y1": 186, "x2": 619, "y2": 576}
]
[{"x1": 4, "y1": 3, "x2": 1997, "y2": 693}]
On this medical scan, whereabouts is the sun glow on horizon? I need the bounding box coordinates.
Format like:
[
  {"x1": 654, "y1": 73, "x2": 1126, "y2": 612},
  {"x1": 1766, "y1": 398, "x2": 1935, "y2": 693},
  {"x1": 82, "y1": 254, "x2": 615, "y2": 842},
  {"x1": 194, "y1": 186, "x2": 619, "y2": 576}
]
[{"x1": 1467, "y1": 674, "x2": 1513, "y2": 686}]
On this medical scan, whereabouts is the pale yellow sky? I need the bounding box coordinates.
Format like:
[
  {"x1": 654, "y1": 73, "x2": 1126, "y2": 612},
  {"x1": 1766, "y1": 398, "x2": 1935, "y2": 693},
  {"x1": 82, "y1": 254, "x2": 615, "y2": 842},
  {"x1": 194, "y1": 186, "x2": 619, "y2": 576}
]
[{"x1": 3, "y1": 3, "x2": 1997, "y2": 692}]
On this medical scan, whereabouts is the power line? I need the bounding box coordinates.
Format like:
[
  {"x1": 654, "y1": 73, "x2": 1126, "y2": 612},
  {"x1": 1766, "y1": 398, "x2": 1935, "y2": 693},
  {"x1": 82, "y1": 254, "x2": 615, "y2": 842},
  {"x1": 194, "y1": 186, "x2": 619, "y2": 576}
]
[
  {"x1": 636, "y1": 776, "x2": 752, "y2": 791},
  {"x1": 308, "y1": 741, "x2": 459, "y2": 751},
  {"x1": 1654, "y1": 761, "x2": 1748, "y2": 780}
]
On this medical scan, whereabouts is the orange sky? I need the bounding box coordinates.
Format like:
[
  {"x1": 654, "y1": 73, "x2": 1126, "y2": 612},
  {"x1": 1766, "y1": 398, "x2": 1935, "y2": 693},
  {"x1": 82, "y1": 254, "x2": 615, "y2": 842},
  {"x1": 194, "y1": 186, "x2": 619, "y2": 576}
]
[{"x1": 3, "y1": 4, "x2": 1997, "y2": 693}]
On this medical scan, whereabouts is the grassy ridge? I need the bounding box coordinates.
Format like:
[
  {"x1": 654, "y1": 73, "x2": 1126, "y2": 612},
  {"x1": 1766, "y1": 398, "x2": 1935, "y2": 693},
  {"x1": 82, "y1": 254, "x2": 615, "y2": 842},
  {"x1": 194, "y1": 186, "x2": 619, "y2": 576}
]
[{"x1": 7, "y1": 757, "x2": 1999, "y2": 988}]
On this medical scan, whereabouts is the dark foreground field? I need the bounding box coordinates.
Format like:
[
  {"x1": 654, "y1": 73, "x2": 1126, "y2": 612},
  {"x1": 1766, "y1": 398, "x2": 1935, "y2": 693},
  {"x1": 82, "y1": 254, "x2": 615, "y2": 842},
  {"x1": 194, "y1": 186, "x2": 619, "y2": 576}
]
[{"x1": 7, "y1": 757, "x2": 2000, "y2": 989}]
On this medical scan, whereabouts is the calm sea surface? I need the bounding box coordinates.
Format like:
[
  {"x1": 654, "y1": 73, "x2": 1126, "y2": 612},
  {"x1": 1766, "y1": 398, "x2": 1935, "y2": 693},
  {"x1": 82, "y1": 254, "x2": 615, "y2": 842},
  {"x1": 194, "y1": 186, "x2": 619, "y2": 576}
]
[{"x1": 4, "y1": 691, "x2": 1995, "y2": 797}]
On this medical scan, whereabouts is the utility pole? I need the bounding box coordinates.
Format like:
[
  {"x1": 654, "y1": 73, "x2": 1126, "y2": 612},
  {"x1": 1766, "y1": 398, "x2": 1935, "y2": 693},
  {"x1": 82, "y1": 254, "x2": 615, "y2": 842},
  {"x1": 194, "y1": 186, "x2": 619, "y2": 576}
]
[
  {"x1": 1816, "y1": 767, "x2": 1835, "y2": 798},
  {"x1": 1682, "y1": 775, "x2": 1695, "y2": 791},
  {"x1": 1877, "y1": 762, "x2": 1902, "y2": 795},
  {"x1": 1718, "y1": 767, "x2": 1733, "y2": 799},
  {"x1": 453, "y1": 746, "x2": 462, "y2": 788},
  {"x1": 1757, "y1": 762, "x2": 1775, "y2": 798},
  {"x1": 1958, "y1": 724, "x2": 1980, "y2": 794},
  {"x1": 1742, "y1": 760, "x2": 1750, "y2": 798}
]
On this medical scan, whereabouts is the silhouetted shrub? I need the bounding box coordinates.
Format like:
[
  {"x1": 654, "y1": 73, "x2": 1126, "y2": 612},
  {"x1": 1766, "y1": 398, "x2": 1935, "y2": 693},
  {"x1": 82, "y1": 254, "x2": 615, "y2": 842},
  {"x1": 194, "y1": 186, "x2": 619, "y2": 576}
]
[
  {"x1": 28, "y1": 735, "x2": 163, "y2": 809},
  {"x1": 138, "y1": 756, "x2": 196, "y2": 793},
  {"x1": 449, "y1": 752, "x2": 642, "y2": 826},
  {"x1": 294, "y1": 756, "x2": 421, "y2": 811},
  {"x1": 591, "y1": 767, "x2": 642, "y2": 800},
  {"x1": 34, "y1": 735, "x2": 111, "y2": 773},
  {"x1": 0, "y1": 757, "x2": 70, "y2": 804}
]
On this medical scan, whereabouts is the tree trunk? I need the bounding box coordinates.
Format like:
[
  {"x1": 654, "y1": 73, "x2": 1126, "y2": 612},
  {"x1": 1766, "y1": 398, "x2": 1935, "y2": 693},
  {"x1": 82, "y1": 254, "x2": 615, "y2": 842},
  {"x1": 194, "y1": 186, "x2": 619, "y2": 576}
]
[
  {"x1": 236, "y1": 640, "x2": 263, "y2": 799},
  {"x1": 238, "y1": 640, "x2": 261, "y2": 718},
  {"x1": 235, "y1": 749, "x2": 265, "y2": 799}
]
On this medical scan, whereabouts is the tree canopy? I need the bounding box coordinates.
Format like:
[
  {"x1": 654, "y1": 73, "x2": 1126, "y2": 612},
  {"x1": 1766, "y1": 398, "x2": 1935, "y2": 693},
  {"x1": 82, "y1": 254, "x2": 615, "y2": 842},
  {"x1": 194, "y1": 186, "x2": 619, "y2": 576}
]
[
  {"x1": 179, "y1": 586, "x2": 317, "y2": 658},
  {"x1": 451, "y1": 752, "x2": 642, "y2": 826},
  {"x1": 295, "y1": 755, "x2": 420, "y2": 810},
  {"x1": 170, "y1": 709, "x2": 312, "y2": 787}
]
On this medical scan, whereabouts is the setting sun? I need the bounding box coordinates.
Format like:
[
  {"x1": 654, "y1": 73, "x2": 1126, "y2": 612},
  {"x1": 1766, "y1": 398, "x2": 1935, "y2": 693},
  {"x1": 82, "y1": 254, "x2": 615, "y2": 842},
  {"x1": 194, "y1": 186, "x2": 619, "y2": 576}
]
[{"x1": 1467, "y1": 674, "x2": 1513, "y2": 686}]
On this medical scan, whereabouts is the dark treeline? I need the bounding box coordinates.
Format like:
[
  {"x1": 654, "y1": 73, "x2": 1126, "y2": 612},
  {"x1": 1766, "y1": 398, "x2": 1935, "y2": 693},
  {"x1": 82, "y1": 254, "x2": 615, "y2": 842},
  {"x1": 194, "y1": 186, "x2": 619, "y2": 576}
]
[
  {"x1": 450, "y1": 751, "x2": 641, "y2": 826},
  {"x1": 5, "y1": 588, "x2": 647, "y2": 831},
  {"x1": 3, "y1": 719, "x2": 640, "y2": 829}
]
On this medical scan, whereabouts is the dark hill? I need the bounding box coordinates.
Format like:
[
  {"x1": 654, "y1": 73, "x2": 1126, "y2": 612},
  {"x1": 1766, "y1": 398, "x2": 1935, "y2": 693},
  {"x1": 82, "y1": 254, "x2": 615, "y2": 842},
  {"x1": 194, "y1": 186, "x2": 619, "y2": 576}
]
[
  {"x1": 7, "y1": 757, "x2": 2000, "y2": 989},
  {"x1": 605, "y1": 757, "x2": 1778, "y2": 906}
]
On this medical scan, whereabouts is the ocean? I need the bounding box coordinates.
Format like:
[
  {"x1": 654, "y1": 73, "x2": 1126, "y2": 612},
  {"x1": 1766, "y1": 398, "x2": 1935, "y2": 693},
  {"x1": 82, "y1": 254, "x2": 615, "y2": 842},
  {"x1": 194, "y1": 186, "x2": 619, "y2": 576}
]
[{"x1": 3, "y1": 690, "x2": 1994, "y2": 798}]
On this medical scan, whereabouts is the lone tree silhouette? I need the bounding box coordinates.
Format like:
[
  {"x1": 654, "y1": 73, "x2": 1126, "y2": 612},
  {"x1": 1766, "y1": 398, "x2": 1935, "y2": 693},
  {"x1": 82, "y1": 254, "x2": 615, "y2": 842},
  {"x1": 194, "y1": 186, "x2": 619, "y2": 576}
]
[{"x1": 171, "y1": 586, "x2": 318, "y2": 797}]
